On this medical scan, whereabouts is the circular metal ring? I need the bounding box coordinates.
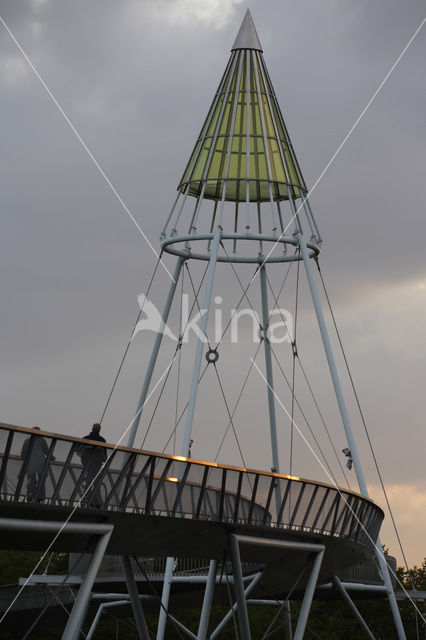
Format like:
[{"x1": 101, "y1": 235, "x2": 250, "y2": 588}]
[
  {"x1": 161, "y1": 233, "x2": 320, "y2": 264},
  {"x1": 205, "y1": 349, "x2": 219, "y2": 363}
]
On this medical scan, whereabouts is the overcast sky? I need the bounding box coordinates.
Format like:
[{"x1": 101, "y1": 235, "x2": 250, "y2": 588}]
[{"x1": 0, "y1": 0, "x2": 425, "y2": 568}]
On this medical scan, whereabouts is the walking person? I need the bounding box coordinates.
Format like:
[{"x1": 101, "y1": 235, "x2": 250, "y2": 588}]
[
  {"x1": 20, "y1": 427, "x2": 51, "y2": 502},
  {"x1": 78, "y1": 423, "x2": 107, "y2": 507}
]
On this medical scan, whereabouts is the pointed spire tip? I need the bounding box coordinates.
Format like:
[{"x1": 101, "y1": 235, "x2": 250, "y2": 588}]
[{"x1": 231, "y1": 8, "x2": 263, "y2": 52}]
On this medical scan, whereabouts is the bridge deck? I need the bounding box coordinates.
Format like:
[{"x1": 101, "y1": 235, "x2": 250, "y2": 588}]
[{"x1": 0, "y1": 423, "x2": 384, "y2": 592}]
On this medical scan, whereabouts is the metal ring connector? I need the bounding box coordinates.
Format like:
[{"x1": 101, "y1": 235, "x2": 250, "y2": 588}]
[{"x1": 205, "y1": 349, "x2": 219, "y2": 363}]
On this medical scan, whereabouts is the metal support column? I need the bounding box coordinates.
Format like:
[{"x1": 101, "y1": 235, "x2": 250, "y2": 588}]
[
  {"x1": 62, "y1": 527, "x2": 113, "y2": 640},
  {"x1": 120, "y1": 555, "x2": 150, "y2": 640},
  {"x1": 259, "y1": 264, "x2": 280, "y2": 476},
  {"x1": 244, "y1": 597, "x2": 292, "y2": 637},
  {"x1": 182, "y1": 225, "x2": 222, "y2": 458},
  {"x1": 293, "y1": 547, "x2": 324, "y2": 640},
  {"x1": 168, "y1": 615, "x2": 197, "y2": 639},
  {"x1": 211, "y1": 572, "x2": 263, "y2": 640},
  {"x1": 0, "y1": 519, "x2": 113, "y2": 640},
  {"x1": 127, "y1": 256, "x2": 185, "y2": 448},
  {"x1": 197, "y1": 559, "x2": 217, "y2": 640},
  {"x1": 86, "y1": 601, "x2": 130, "y2": 640},
  {"x1": 156, "y1": 556, "x2": 175, "y2": 640},
  {"x1": 284, "y1": 600, "x2": 293, "y2": 640},
  {"x1": 230, "y1": 534, "x2": 252, "y2": 640},
  {"x1": 230, "y1": 534, "x2": 324, "y2": 640},
  {"x1": 332, "y1": 576, "x2": 376, "y2": 640},
  {"x1": 298, "y1": 231, "x2": 406, "y2": 640},
  {"x1": 244, "y1": 598, "x2": 292, "y2": 638}
]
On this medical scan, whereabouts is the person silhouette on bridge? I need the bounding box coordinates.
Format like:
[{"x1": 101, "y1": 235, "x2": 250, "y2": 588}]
[
  {"x1": 78, "y1": 423, "x2": 107, "y2": 507},
  {"x1": 20, "y1": 427, "x2": 50, "y2": 502}
]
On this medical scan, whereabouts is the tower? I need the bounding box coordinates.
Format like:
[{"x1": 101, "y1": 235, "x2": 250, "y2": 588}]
[
  {"x1": 128, "y1": 9, "x2": 321, "y2": 470},
  {"x1": 0, "y1": 11, "x2": 412, "y2": 640},
  {"x1": 126, "y1": 10, "x2": 406, "y2": 640}
]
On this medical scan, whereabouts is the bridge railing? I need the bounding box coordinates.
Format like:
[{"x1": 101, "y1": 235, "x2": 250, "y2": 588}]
[{"x1": 0, "y1": 423, "x2": 383, "y2": 550}]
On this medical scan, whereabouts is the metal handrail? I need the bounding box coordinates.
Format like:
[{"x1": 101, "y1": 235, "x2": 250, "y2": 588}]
[{"x1": 0, "y1": 423, "x2": 383, "y2": 550}]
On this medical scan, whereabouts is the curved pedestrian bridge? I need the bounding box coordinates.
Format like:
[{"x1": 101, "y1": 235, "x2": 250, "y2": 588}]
[{"x1": 1, "y1": 422, "x2": 382, "y2": 544}]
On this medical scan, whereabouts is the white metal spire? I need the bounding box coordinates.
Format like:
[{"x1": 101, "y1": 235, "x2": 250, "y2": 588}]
[{"x1": 231, "y1": 9, "x2": 263, "y2": 51}]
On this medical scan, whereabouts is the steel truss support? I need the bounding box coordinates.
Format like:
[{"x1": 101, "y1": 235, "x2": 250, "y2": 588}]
[
  {"x1": 120, "y1": 555, "x2": 150, "y2": 640},
  {"x1": 157, "y1": 560, "x2": 262, "y2": 640},
  {"x1": 229, "y1": 533, "x2": 324, "y2": 640},
  {"x1": 87, "y1": 595, "x2": 156, "y2": 640},
  {"x1": 294, "y1": 548, "x2": 324, "y2": 640},
  {"x1": 156, "y1": 556, "x2": 175, "y2": 640},
  {"x1": 168, "y1": 614, "x2": 197, "y2": 639},
  {"x1": 157, "y1": 558, "x2": 262, "y2": 640},
  {"x1": 284, "y1": 600, "x2": 293, "y2": 640},
  {"x1": 0, "y1": 518, "x2": 113, "y2": 640},
  {"x1": 62, "y1": 529, "x2": 113, "y2": 640},
  {"x1": 91, "y1": 593, "x2": 156, "y2": 601},
  {"x1": 229, "y1": 534, "x2": 252, "y2": 640},
  {"x1": 318, "y1": 582, "x2": 388, "y2": 593},
  {"x1": 298, "y1": 231, "x2": 407, "y2": 640},
  {"x1": 197, "y1": 559, "x2": 217, "y2": 640},
  {"x1": 157, "y1": 558, "x2": 250, "y2": 640},
  {"x1": 246, "y1": 599, "x2": 293, "y2": 640},
  {"x1": 246, "y1": 599, "x2": 293, "y2": 639},
  {"x1": 86, "y1": 600, "x2": 130, "y2": 640},
  {"x1": 210, "y1": 571, "x2": 263, "y2": 640},
  {"x1": 332, "y1": 576, "x2": 376, "y2": 640}
]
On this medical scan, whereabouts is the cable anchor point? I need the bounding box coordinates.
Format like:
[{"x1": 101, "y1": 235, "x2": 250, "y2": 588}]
[{"x1": 205, "y1": 348, "x2": 219, "y2": 364}]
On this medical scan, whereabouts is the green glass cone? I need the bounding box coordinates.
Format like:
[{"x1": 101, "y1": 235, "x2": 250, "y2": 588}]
[{"x1": 179, "y1": 47, "x2": 307, "y2": 203}]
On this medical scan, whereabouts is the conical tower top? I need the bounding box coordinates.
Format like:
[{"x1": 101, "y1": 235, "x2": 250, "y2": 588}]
[
  {"x1": 231, "y1": 9, "x2": 263, "y2": 51},
  {"x1": 178, "y1": 11, "x2": 307, "y2": 204},
  {"x1": 162, "y1": 11, "x2": 321, "y2": 261}
]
